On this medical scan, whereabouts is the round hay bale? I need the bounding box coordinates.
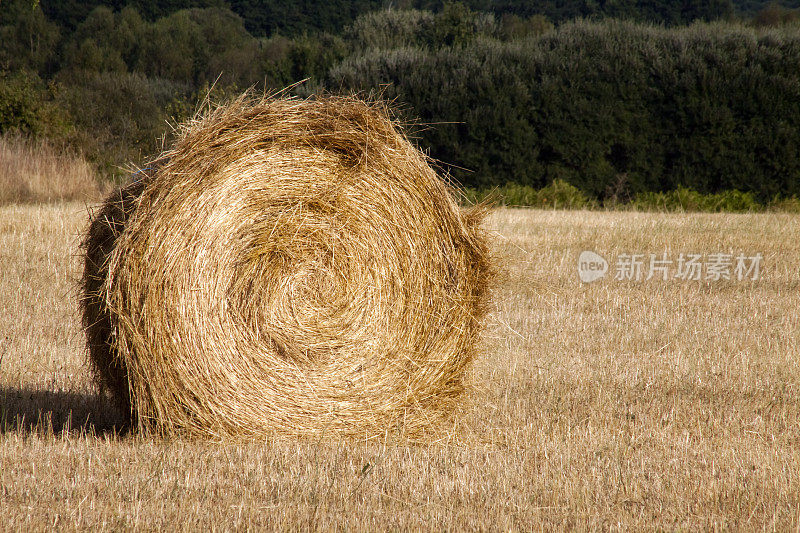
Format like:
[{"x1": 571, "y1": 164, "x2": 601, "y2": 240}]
[{"x1": 80, "y1": 94, "x2": 492, "y2": 439}]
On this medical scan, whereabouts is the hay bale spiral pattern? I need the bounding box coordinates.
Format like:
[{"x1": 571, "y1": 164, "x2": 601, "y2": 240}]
[{"x1": 81, "y1": 96, "x2": 491, "y2": 439}]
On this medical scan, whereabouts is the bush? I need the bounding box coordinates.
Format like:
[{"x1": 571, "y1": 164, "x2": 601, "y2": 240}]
[
  {"x1": 466, "y1": 179, "x2": 596, "y2": 209},
  {"x1": 0, "y1": 70, "x2": 69, "y2": 137},
  {"x1": 631, "y1": 187, "x2": 761, "y2": 212},
  {"x1": 464, "y1": 182, "x2": 800, "y2": 213},
  {"x1": 768, "y1": 196, "x2": 800, "y2": 213},
  {"x1": 55, "y1": 71, "x2": 188, "y2": 176}
]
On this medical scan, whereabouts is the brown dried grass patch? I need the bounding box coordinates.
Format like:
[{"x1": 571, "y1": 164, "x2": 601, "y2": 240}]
[{"x1": 0, "y1": 135, "x2": 100, "y2": 204}]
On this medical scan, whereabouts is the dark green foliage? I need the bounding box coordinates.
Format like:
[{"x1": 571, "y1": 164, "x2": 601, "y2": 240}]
[
  {"x1": 38, "y1": 0, "x2": 226, "y2": 30},
  {"x1": 466, "y1": 180, "x2": 597, "y2": 209},
  {"x1": 332, "y1": 19, "x2": 800, "y2": 201},
  {"x1": 36, "y1": 0, "x2": 737, "y2": 37},
  {"x1": 287, "y1": 33, "x2": 349, "y2": 83},
  {"x1": 466, "y1": 182, "x2": 800, "y2": 212},
  {"x1": 0, "y1": 70, "x2": 68, "y2": 137},
  {"x1": 60, "y1": 6, "x2": 256, "y2": 84},
  {"x1": 346, "y1": 5, "x2": 511, "y2": 51},
  {"x1": 2, "y1": 1, "x2": 800, "y2": 207},
  {"x1": 54, "y1": 71, "x2": 187, "y2": 174},
  {"x1": 418, "y1": 0, "x2": 734, "y2": 25},
  {"x1": 632, "y1": 187, "x2": 761, "y2": 212},
  {"x1": 136, "y1": 8, "x2": 251, "y2": 84},
  {"x1": 0, "y1": 1, "x2": 61, "y2": 75},
  {"x1": 734, "y1": 0, "x2": 800, "y2": 16},
  {"x1": 347, "y1": 9, "x2": 437, "y2": 50},
  {"x1": 226, "y1": 0, "x2": 385, "y2": 37},
  {"x1": 52, "y1": 5, "x2": 336, "y2": 89},
  {"x1": 751, "y1": 2, "x2": 800, "y2": 25},
  {"x1": 497, "y1": 13, "x2": 553, "y2": 40}
]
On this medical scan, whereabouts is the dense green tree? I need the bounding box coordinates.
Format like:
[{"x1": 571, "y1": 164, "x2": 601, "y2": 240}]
[
  {"x1": 35, "y1": 0, "x2": 740, "y2": 38},
  {"x1": 497, "y1": 13, "x2": 553, "y2": 40},
  {"x1": 331, "y1": 19, "x2": 800, "y2": 200},
  {"x1": 428, "y1": 2, "x2": 493, "y2": 46},
  {"x1": 38, "y1": 0, "x2": 224, "y2": 29},
  {"x1": 734, "y1": 0, "x2": 800, "y2": 16},
  {"x1": 226, "y1": 0, "x2": 385, "y2": 36},
  {"x1": 0, "y1": 69, "x2": 68, "y2": 136},
  {"x1": 288, "y1": 32, "x2": 348, "y2": 83},
  {"x1": 752, "y1": 2, "x2": 800, "y2": 25},
  {"x1": 0, "y1": 1, "x2": 61, "y2": 75},
  {"x1": 4, "y1": 0, "x2": 800, "y2": 199},
  {"x1": 55, "y1": 71, "x2": 187, "y2": 172},
  {"x1": 348, "y1": 9, "x2": 436, "y2": 50},
  {"x1": 414, "y1": 0, "x2": 734, "y2": 24},
  {"x1": 63, "y1": 6, "x2": 128, "y2": 73}
]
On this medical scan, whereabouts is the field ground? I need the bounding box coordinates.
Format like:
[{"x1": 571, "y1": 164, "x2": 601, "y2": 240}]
[{"x1": 1, "y1": 202, "x2": 799, "y2": 530}]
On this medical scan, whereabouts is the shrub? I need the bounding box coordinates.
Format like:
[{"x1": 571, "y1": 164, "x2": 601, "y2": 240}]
[
  {"x1": 465, "y1": 180, "x2": 596, "y2": 209},
  {"x1": 0, "y1": 70, "x2": 69, "y2": 137},
  {"x1": 631, "y1": 187, "x2": 761, "y2": 212}
]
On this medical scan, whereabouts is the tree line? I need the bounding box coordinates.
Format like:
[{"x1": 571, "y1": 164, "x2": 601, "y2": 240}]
[
  {"x1": 1, "y1": 0, "x2": 800, "y2": 201},
  {"x1": 331, "y1": 16, "x2": 800, "y2": 201}
]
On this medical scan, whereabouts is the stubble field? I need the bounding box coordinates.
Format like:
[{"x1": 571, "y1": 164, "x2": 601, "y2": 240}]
[{"x1": 1, "y1": 202, "x2": 798, "y2": 531}]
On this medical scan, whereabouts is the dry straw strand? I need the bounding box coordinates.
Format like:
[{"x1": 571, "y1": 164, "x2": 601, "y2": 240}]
[{"x1": 80, "y1": 93, "x2": 492, "y2": 440}]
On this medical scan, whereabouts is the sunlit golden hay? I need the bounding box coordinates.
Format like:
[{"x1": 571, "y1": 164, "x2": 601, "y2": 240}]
[{"x1": 80, "y1": 94, "x2": 492, "y2": 439}]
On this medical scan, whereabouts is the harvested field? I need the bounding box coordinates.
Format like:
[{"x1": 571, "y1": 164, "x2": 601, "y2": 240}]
[{"x1": 1, "y1": 203, "x2": 799, "y2": 530}]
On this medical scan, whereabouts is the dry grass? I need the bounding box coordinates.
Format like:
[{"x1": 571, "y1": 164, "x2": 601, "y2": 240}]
[
  {"x1": 2, "y1": 202, "x2": 799, "y2": 530},
  {"x1": 0, "y1": 135, "x2": 101, "y2": 205},
  {"x1": 81, "y1": 95, "x2": 491, "y2": 439}
]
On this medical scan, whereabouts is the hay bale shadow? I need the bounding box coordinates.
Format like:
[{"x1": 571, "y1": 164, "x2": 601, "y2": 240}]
[{"x1": 0, "y1": 387, "x2": 130, "y2": 437}]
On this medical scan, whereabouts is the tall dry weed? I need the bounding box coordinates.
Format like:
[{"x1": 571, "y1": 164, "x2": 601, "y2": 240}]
[{"x1": 0, "y1": 135, "x2": 100, "y2": 204}]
